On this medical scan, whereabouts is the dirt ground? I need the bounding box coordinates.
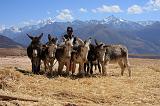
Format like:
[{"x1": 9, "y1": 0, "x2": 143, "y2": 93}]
[
  {"x1": 0, "y1": 56, "x2": 160, "y2": 106},
  {"x1": 0, "y1": 48, "x2": 26, "y2": 56}
]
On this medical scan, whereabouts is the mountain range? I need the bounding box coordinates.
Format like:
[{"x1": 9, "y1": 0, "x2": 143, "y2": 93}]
[{"x1": 0, "y1": 15, "x2": 160, "y2": 55}]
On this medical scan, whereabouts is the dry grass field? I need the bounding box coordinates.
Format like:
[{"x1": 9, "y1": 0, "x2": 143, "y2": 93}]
[{"x1": 0, "y1": 56, "x2": 160, "y2": 106}]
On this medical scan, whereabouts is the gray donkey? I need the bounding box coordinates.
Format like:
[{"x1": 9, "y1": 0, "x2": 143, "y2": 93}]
[
  {"x1": 41, "y1": 34, "x2": 58, "y2": 73},
  {"x1": 71, "y1": 37, "x2": 91, "y2": 75},
  {"x1": 95, "y1": 40, "x2": 131, "y2": 77},
  {"x1": 55, "y1": 38, "x2": 73, "y2": 75}
]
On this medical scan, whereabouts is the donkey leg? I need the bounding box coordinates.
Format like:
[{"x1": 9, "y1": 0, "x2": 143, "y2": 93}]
[
  {"x1": 95, "y1": 64, "x2": 97, "y2": 71},
  {"x1": 72, "y1": 63, "x2": 76, "y2": 75},
  {"x1": 58, "y1": 62, "x2": 64, "y2": 75},
  {"x1": 46, "y1": 61, "x2": 50, "y2": 72},
  {"x1": 124, "y1": 58, "x2": 131, "y2": 77},
  {"x1": 66, "y1": 61, "x2": 70, "y2": 75},
  {"x1": 78, "y1": 63, "x2": 85, "y2": 75},
  {"x1": 87, "y1": 63, "x2": 90, "y2": 75},
  {"x1": 90, "y1": 62, "x2": 93, "y2": 75},
  {"x1": 118, "y1": 60, "x2": 125, "y2": 76},
  {"x1": 98, "y1": 61, "x2": 101, "y2": 74},
  {"x1": 101, "y1": 62, "x2": 108, "y2": 75},
  {"x1": 49, "y1": 60, "x2": 53, "y2": 72},
  {"x1": 37, "y1": 64, "x2": 40, "y2": 74},
  {"x1": 36, "y1": 59, "x2": 41, "y2": 74},
  {"x1": 84, "y1": 63, "x2": 87, "y2": 74},
  {"x1": 32, "y1": 63, "x2": 35, "y2": 73},
  {"x1": 43, "y1": 60, "x2": 47, "y2": 72}
]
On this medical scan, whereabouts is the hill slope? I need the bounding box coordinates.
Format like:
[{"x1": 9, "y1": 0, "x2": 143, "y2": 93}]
[{"x1": 0, "y1": 35, "x2": 23, "y2": 48}]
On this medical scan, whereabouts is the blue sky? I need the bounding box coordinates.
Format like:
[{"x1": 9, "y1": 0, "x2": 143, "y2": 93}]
[{"x1": 0, "y1": 0, "x2": 160, "y2": 27}]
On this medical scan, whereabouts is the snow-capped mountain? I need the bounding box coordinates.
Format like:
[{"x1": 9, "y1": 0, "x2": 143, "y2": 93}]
[
  {"x1": 0, "y1": 15, "x2": 157, "y2": 35},
  {"x1": 0, "y1": 17, "x2": 56, "y2": 38},
  {"x1": 0, "y1": 25, "x2": 5, "y2": 33},
  {"x1": 137, "y1": 21, "x2": 157, "y2": 26},
  {"x1": 100, "y1": 15, "x2": 143, "y2": 30},
  {"x1": 101, "y1": 15, "x2": 128, "y2": 24},
  {"x1": 1, "y1": 15, "x2": 160, "y2": 54}
]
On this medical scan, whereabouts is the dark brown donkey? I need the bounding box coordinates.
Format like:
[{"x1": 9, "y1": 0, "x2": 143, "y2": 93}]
[
  {"x1": 41, "y1": 34, "x2": 57, "y2": 73},
  {"x1": 84, "y1": 44, "x2": 101, "y2": 75},
  {"x1": 27, "y1": 33, "x2": 43, "y2": 74}
]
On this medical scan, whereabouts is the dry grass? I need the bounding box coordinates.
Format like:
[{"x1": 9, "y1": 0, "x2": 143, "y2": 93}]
[{"x1": 0, "y1": 57, "x2": 160, "y2": 106}]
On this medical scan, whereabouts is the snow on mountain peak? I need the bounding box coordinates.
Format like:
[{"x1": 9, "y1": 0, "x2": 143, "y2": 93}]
[
  {"x1": 137, "y1": 21, "x2": 156, "y2": 26},
  {"x1": 38, "y1": 17, "x2": 55, "y2": 25},
  {"x1": 103, "y1": 15, "x2": 119, "y2": 23},
  {"x1": 102, "y1": 15, "x2": 128, "y2": 24},
  {"x1": 0, "y1": 25, "x2": 6, "y2": 33},
  {"x1": 10, "y1": 26, "x2": 21, "y2": 33}
]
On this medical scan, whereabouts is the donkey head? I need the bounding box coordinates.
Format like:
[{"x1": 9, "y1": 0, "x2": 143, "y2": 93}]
[
  {"x1": 63, "y1": 37, "x2": 73, "y2": 58},
  {"x1": 47, "y1": 34, "x2": 58, "y2": 58},
  {"x1": 48, "y1": 34, "x2": 58, "y2": 45},
  {"x1": 27, "y1": 33, "x2": 43, "y2": 57},
  {"x1": 77, "y1": 37, "x2": 91, "y2": 60},
  {"x1": 95, "y1": 39, "x2": 106, "y2": 62},
  {"x1": 27, "y1": 33, "x2": 43, "y2": 45}
]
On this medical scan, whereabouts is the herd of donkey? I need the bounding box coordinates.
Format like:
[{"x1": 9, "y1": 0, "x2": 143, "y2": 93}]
[{"x1": 27, "y1": 32, "x2": 131, "y2": 77}]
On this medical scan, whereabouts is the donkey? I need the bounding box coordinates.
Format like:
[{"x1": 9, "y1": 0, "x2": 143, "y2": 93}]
[
  {"x1": 84, "y1": 44, "x2": 101, "y2": 75},
  {"x1": 70, "y1": 37, "x2": 91, "y2": 76},
  {"x1": 95, "y1": 40, "x2": 131, "y2": 77},
  {"x1": 41, "y1": 34, "x2": 57, "y2": 73},
  {"x1": 27, "y1": 33, "x2": 43, "y2": 74},
  {"x1": 55, "y1": 38, "x2": 73, "y2": 75}
]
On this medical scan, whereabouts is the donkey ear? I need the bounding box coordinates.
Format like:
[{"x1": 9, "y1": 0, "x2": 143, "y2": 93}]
[
  {"x1": 55, "y1": 37, "x2": 58, "y2": 44},
  {"x1": 27, "y1": 34, "x2": 33, "y2": 40},
  {"x1": 99, "y1": 43, "x2": 105, "y2": 49},
  {"x1": 76, "y1": 37, "x2": 84, "y2": 45},
  {"x1": 55, "y1": 37, "x2": 58, "y2": 41},
  {"x1": 39, "y1": 33, "x2": 43, "y2": 39},
  {"x1": 48, "y1": 34, "x2": 51, "y2": 41},
  {"x1": 95, "y1": 39, "x2": 99, "y2": 46},
  {"x1": 88, "y1": 37, "x2": 92, "y2": 44}
]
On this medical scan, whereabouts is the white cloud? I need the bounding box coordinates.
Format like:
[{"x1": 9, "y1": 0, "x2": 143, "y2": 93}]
[
  {"x1": 92, "y1": 5, "x2": 123, "y2": 13},
  {"x1": 56, "y1": 9, "x2": 73, "y2": 21},
  {"x1": 145, "y1": 0, "x2": 160, "y2": 11},
  {"x1": 128, "y1": 5, "x2": 143, "y2": 14},
  {"x1": 91, "y1": 9, "x2": 97, "y2": 13},
  {"x1": 79, "y1": 8, "x2": 87, "y2": 12}
]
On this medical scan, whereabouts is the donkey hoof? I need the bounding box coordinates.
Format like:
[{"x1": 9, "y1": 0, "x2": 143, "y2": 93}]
[
  {"x1": 77, "y1": 72, "x2": 85, "y2": 78},
  {"x1": 66, "y1": 72, "x2": 70, "y2": 76},
  {"x1": 58, "y1": 71, "x2": 62, "y2": 76},
  {"x1": 102, "y1": 73, "x2": 107, "y2": 76}
]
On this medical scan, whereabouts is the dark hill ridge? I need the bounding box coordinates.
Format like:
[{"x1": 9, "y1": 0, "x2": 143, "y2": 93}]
[{"x1": 0, "y1": 35, "x2": 23, "y2": 48}]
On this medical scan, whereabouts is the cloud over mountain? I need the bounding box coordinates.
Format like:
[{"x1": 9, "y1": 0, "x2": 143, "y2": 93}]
[
  {"x1": 92, "y1": 5, "x2": 123, "y2": 13},
  {"x1": 56, "y1": 9, "x2": 73, "y2": 21},
  {"x1": 128, "y1": 5, "x2": 143, "y2": 14}
]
